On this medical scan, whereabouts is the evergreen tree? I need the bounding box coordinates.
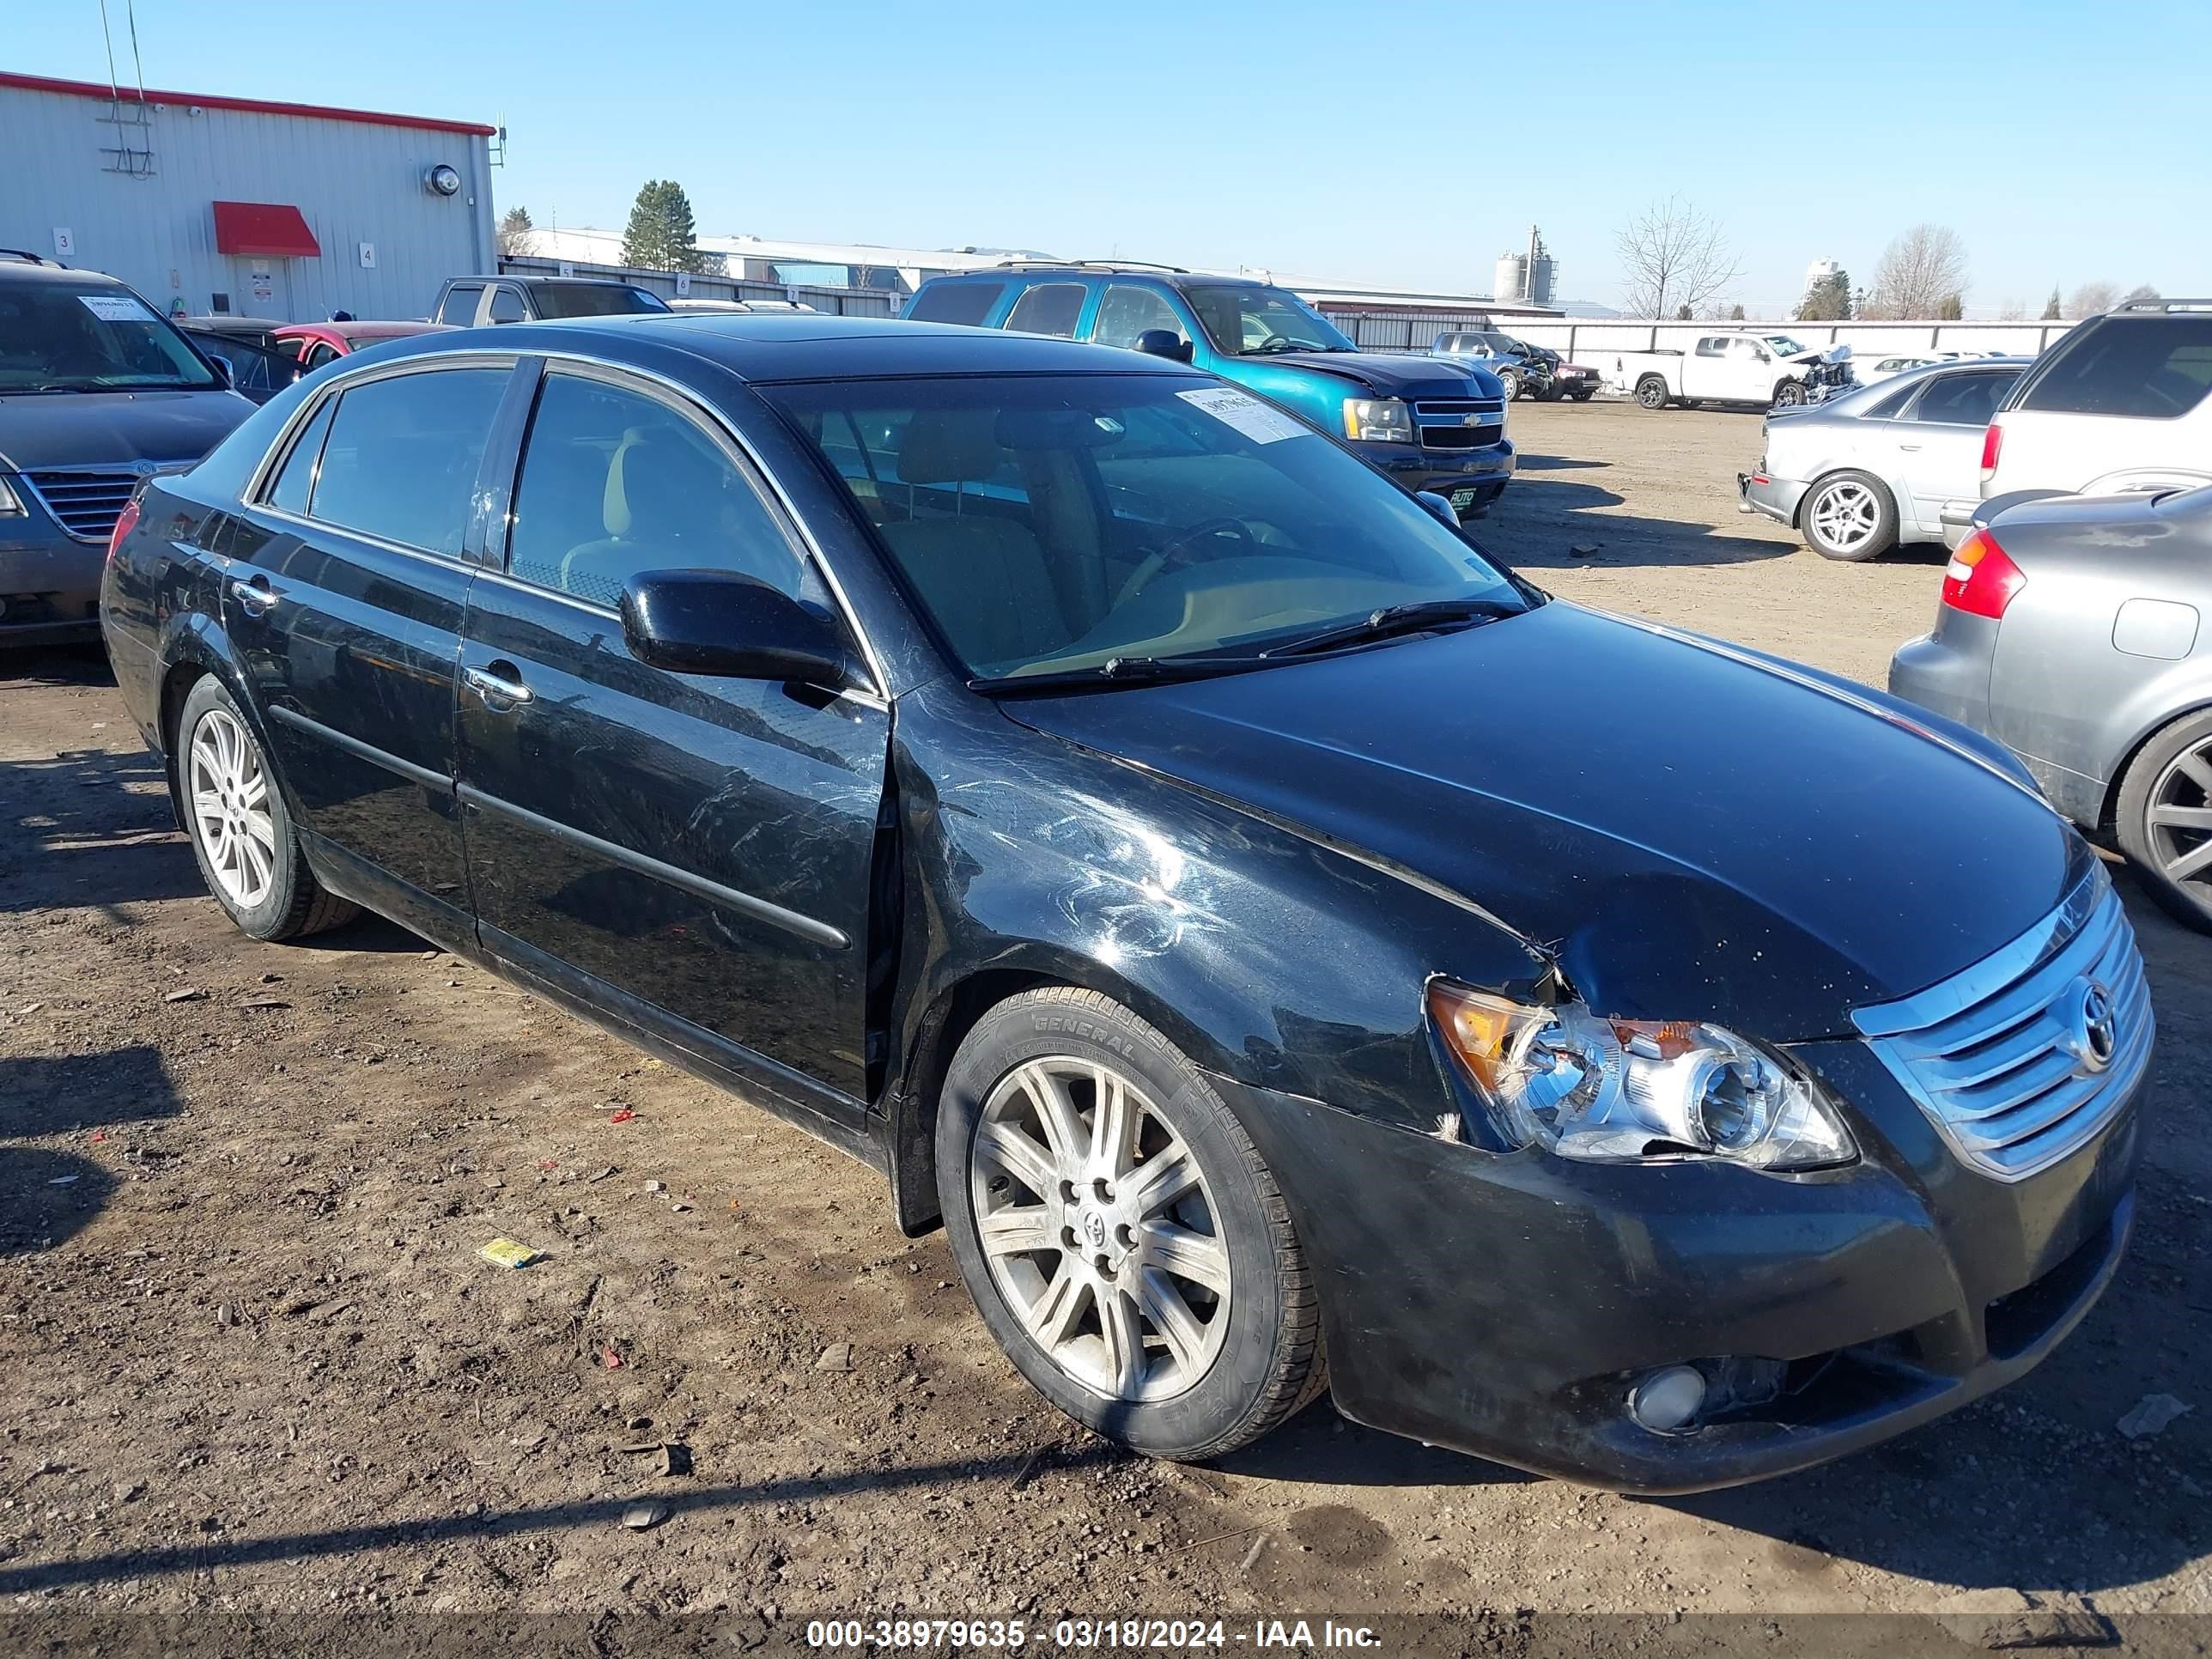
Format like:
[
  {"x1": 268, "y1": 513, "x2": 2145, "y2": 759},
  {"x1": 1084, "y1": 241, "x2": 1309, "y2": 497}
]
[
  {"x1": 1795, "y1": 270, "x2": 1852, "y2": 322},
  {"x1": 621, "y1": 180, "x2": 704, "y2": 273},
  {"x1": 2040, "y1": 286, "x2": 2063, "y2": 321},
  {"x1": 496, "y1": 205, "x2": 535, "y2": 258},
  {"x1": 1674, "y1": 303, "x2": 1692, "y2": 320},
  {"x1": 1936, "y1": 293, "x2": 1964, "y2": 321}
]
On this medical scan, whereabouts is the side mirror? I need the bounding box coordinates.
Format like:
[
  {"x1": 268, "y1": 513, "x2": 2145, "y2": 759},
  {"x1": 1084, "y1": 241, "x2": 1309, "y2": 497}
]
[
  {"x1": 1133, "y1": 328, "x2": 1194, "y2": 363},
  {"x1": 1415, "y1": 490, "x2": 1461, "y2": 530},
  {"x1": 619, "y1": 568, "x2": 859, "y2": 687}
]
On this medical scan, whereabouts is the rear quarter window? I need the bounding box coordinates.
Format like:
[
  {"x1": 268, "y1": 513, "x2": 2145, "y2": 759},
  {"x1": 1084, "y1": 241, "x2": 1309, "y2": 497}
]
[
  {"x1": 2019, "y1": 317, "x2": 2212, "y2": 419},
  {"x1": 908, "y1": 281, "x2": 1007, "y2": 327}
]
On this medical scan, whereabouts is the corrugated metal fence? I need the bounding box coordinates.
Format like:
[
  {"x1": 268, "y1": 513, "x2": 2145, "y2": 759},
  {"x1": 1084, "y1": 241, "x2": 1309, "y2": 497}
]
[
  {"x1": 1335, "y1": 313, "x2": 2079, "y2": 359},
  {"x1": 497, "y1": 253, "x2": 898, "y2": 317}
]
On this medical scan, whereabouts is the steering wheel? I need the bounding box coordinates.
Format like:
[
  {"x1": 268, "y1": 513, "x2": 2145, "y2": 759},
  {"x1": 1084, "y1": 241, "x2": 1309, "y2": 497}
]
[{"x1": 1115, "y1": 517, "x2": 1259, "y2": 607}]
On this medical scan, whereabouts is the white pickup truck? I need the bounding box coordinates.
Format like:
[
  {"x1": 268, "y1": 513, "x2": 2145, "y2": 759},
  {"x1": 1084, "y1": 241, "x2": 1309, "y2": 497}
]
[{"x1": 1606, "y1": 331, "x2": 1838, "y2": 411}]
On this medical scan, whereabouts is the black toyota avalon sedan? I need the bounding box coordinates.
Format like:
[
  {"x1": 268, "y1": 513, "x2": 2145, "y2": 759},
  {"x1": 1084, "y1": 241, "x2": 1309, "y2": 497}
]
[{"x1": 100, "y1": 316, "x2": 2151, "y2": 1492}]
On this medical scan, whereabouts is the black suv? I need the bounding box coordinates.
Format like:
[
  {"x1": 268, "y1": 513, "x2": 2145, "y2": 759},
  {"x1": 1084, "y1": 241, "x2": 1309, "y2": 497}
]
[{"x1": 0, "y1": 252, "x2": 253, "y2": 645}]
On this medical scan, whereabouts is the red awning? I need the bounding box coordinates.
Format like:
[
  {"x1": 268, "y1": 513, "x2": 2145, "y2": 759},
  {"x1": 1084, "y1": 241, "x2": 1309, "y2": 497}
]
[{"x1": 211, "y1": 201, "x2": 321, "y2": 258}]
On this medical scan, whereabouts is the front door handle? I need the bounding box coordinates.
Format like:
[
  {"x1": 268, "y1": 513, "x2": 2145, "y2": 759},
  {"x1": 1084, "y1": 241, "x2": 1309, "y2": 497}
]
[
  {"x1": 465, "y1": 663, "x2": 535, "y2": 708},
  {"x1": 230, "y1": 575, "x2": 279, "y2": 615},
  {"x1": 1898, "y1": 442, "x2": 1923, "y2": 452}
]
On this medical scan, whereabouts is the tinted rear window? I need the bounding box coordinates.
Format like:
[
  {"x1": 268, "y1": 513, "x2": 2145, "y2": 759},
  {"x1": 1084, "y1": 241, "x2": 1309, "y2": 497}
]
[
  {"x1": 2019, "y1": 317, "x2": 2212, "y2": 419},
  {"x1": 529, "y1": 283, "x2": 670, "y2": 319},
  {"x1": 1004, "y1": 283, "x2": 1086, "y2": 338},
  {"x1": 908, "y1": 281, "x2": 1006, "y2": 326},
  {"x1": 437, "y1": 284, "x2": 482, "y2": 325},
  {"x1": 308, "y1": 368, "x2": 510, "y2": 555}
]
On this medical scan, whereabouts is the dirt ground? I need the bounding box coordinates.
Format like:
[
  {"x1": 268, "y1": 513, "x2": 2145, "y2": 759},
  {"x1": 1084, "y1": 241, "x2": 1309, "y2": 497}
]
[{"x1": 4, "y1": 399, "x2": 2209, "y2": 1645}]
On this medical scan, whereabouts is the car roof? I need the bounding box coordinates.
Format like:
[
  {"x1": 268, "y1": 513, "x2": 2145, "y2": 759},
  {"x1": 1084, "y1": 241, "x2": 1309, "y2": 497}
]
[
  {"x1": 179, "y1": 316, "x2": 287, "y2": 334},
  {"x1": 0, "y1": 260, "x2": 130, "y2": 288},
  {"x1": 276, "y1": 319, "x2": 450, "y2": 341},
  {"x1": 372, "y1": 313, "x2": 1214, "y2": 384}
]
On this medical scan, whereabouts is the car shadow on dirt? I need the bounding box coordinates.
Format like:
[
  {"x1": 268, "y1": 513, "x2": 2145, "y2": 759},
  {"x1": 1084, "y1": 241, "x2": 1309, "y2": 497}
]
[
  {"x1": 1513, "y1": 453, "x2": 1613, "y2": 472},
  {"x1": 0, "y1": 1044, "x2": 183, "y2": 1256},
  {"x1": 0, "y1": 747, "x2": 203, "y2": 915},
  {"x1": 1483, "y1": 477, "x2": 1795, "y2": 570},
  {"x1": 1214, "y1": 1405, "x2": 1532, "y2": 1489},
  {"x1": 0, "y1": 1442, "x2": 1123, "y2": 1595}
]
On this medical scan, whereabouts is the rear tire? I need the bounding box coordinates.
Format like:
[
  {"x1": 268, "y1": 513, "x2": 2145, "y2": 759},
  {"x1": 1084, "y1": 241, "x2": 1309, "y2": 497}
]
[
  {"x1": 1800, "y1": 470, "x2": 1899, "y2": 562},
  {"x1": 2115, "y1": 708, "x2": 2212, "y2": 933},
  {"x1": 1634, "y1": 375, "x2": 1669, "y2": 410},
  {"x1": 174, "y1": 676, "x2": 357, "y2": 941},
  {"x1": 935, "y1": 986, "x2": 1323, "y2": 1462}
]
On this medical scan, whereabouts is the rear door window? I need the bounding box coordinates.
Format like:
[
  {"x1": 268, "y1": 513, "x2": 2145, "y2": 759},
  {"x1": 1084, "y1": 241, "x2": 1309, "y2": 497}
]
[
  {"x1": 1091, "y1": 284, "x2": 1188, "y2": 349},
  {"x1": 1905, "y1": 370, "x2": 2017, "y2": 427},
  {"x1": 307, "y1": 368, "x2": 511, "y2": 556},
  {"x1": 2018, "y1": 317, "x2": 2212, "y2": 419},
  {"x1": 437, "y1": 284, "x2": 483, "y2": 325},
  {"x1": 266, "y1": 398, "x2": 337, "y2": 517},
  {"x1": 1003, "y1": 283, "x2": 1086, "y2": 338},
  {"x1": 487, "y1": 286, "x2": 528, "y2": 323},
  {"x1": 908, "y1": 281, "x2": 1006, "y2": 326}
]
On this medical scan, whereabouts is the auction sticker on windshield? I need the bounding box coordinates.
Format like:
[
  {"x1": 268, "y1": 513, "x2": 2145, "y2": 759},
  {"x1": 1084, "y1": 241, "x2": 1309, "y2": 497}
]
[
  {"x1": 79, "y1": 295, "x2": 156, "y2": 324},
  {"x1": 1176, "y1": 386, "x2": 1308, "y2": 445}
]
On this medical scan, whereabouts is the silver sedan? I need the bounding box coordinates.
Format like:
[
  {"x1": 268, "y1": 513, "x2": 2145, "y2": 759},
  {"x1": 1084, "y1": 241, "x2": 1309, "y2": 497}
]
[
  {"x1": 1739, "y1": 357, "x2": 2028, "y2": 561},
  {"x1": 1891, "y1": 484, "x2": 2212, "y2": 930}
]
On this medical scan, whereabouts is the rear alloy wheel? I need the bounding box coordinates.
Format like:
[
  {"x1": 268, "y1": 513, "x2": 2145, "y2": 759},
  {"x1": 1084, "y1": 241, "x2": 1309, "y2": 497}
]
[
  {"x1": 937, "y1": 988, "x2": 1322, "y2": 1461},
  {"x1": 1800, "y1": 471, "x2": 1898, "y2": 562},
  {"x1": 2116, "y1": 708, "x2": 2212, "y2": 932},
  {"x1": 1635, "y1": 375, "x2": 1669, "y2": 410},
  {"x1": 174, "y1": 676, "x2": 356, "y2": 940}
]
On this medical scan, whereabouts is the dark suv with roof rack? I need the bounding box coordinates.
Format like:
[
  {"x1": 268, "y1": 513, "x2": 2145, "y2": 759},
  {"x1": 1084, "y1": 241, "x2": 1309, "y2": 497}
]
[
  {"x1": 905, "y1": 263, "x2": 1516, "y2": 518},
  {"x1": 0, "y1": 252, "x2": 253, "y2": 646}
]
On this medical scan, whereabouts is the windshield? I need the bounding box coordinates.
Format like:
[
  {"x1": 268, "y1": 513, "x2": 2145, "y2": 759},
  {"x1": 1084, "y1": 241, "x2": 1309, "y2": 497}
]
[
  {"x1": 0, "y1": 281, "x2": 222, "y2": 392},
  {"x1": 531, "y1": 284, "x2": 672, "y2": 319},
  {"x1": 1183, "y1": 286, "x2": 1357, "y2": 356},
  {"x1": 768, "y1": 374, "x2": 1528, "y2": 683},
  {"x1": 1761, "y1": 335, "x2": 1809, "y2": 359}
]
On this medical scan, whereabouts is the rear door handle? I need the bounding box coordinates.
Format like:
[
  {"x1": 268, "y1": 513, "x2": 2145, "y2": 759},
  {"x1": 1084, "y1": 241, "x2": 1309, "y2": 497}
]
[
  {"x1": 230, "y1": 575, "x2": 278, "y2": 615},
  {"x1": 1898, "y1": 443, "x2": 1923, "y2": 452},
  {"x1": 465, "y1": 663, "x2": 535, "y2": 708}
]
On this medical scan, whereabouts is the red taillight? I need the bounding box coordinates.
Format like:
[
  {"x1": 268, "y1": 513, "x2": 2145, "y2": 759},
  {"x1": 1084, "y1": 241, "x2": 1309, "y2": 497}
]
[
  {"x1": 1942, "y1": 529, "x2": 2027, "y2": 619},
  {"x1": 107, "y1": 495, "x2": 142, "y2": 564},
  {"x1": 1978, "y1": 421, "x2": 2003, "y2": 480}
]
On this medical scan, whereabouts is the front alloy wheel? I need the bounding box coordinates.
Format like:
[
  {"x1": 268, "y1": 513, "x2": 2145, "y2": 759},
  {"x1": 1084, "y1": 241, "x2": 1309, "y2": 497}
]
[
  {"x1": 971, "y1": 1057, "x2": 1231, "y2": 1402},
  {"x1": 1801, "y1": 471, "x2": 1898, "y2": 561},
  {"x1": 937, "y1": 988, "x2": 1322, "y2": 1460}
]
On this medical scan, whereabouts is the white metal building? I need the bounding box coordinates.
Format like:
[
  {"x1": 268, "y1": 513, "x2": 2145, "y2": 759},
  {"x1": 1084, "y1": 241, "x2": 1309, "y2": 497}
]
[{"x1": 0, "y1": 70, "x2": 496, "y2": 324}]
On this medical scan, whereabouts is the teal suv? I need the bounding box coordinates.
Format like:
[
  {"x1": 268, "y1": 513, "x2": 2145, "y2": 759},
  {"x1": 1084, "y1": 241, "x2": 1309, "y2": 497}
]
[{"x1": 905, "y1": 264, "x2": 1515, "y2": 517}]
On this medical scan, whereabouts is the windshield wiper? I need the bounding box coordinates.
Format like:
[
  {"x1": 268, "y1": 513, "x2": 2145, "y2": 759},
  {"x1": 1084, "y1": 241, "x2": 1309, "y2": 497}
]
[
  {"x1": 970, "y1": 652, "x2": 1268, "y2": 695},
  {"x1": 1259, "y1": 597, "x2": 1521, "y2": 659}
]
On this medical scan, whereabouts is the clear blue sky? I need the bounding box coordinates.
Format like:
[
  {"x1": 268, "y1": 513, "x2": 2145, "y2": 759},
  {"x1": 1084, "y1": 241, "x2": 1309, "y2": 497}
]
[{"x1": 13, "y1": 0, "x2": 2206, "y2": 316}]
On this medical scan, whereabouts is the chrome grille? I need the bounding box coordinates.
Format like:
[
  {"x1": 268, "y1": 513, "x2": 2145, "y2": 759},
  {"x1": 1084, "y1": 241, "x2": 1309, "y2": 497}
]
[
  {"x1": 1853, "y1": 866, "x2": 2153, "y2": 1181},
  {"x1": 1412, "y1": 398, "x2": 1506, "y2": 452},
  {"x1": 22, "y1": 467, "x2": 147, "y2": 544}
]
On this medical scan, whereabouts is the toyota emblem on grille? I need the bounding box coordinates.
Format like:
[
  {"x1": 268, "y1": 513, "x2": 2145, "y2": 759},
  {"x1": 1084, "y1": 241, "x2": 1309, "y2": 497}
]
[{"x1": 2063, "y1": 977, "x2": 2118, "y2": 1073}]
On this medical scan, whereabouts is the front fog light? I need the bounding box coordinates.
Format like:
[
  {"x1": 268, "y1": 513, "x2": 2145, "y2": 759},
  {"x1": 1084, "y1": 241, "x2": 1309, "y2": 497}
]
[
  {"x1": 1628, "y1": 1365, "x2": 1707, "y2": 1434},
  {"x1": 1427, "y1": 981, "x2": 1856, "y2": 1170}
]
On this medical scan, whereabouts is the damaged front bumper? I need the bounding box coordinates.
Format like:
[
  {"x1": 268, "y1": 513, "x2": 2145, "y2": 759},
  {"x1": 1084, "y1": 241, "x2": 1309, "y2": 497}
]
[{"x1": 1214, "y1": 1034, "x2": 2140, "y2": 1493}]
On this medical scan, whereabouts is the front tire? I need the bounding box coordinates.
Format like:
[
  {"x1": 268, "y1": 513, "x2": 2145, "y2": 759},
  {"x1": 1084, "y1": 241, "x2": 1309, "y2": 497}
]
[
  {"x1": 1773, "y1": 380, "x2": 1807, "y2": 409},
  {"x1": 1497, "y1": 369, "x2": 1522, "y2": 402},
  {"x1": 2115, "y1": 708, "x2": 2212, "y2": 933},
  {"x1": 1800, "y1": 470, "x2": 1899, "y2": 562},
  {"x1": 174, "y1": 676, "x2": 356, "y2": 940},
  {"x1": 936, "y1": 987, "x2": 1322, "y2": 1461}
]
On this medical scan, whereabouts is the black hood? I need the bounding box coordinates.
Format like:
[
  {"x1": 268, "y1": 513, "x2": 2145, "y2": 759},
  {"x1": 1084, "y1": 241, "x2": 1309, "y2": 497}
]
[
  {"x1": 1005, "y1": 602, "x2": 2077, "y2": 1039},
  {"x1": 1248, "y1": 350, "x2": 1503, "y2": 402},
  {"x1": 0, "y1": 389, "x2": 255, "y2": 472}
]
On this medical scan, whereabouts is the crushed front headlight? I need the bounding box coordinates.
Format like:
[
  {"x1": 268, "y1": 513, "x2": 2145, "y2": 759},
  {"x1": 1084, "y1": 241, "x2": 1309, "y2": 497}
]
[
  {"x1": 1342, "y1": 397, "x2": 1415, "y2": 444},
  {"x1": 1428, "y1": 981, "x2": 1856, "y2": 1170}
]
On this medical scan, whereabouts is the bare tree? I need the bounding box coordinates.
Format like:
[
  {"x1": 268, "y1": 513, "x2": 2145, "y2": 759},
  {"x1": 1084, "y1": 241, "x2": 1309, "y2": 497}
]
[
  {"x1": 1613, "y1": 196, "x2": 1741, "y2": 320},
  {"x1": 2066, "y1": 280, "x2": 2120, "y2": 319},
  {"x1": 2119, "y1": 283, "x2": 2161, "y2": 307},
  {"x1": 1863, "y1": 224, "x2": 1970, "y2": 319},
  {"x1": 1995, "y1": 298, "x2": 2027, "y2": 322}
]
